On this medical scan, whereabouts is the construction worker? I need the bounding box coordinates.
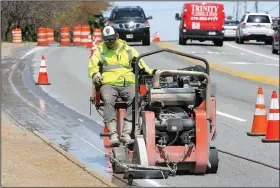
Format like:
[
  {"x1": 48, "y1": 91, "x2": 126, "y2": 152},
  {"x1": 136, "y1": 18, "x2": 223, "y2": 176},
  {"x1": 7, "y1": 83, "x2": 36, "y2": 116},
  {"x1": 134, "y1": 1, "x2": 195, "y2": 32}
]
[{"x1": 88, "y1": 26, "x2": 160, "y2": 147}]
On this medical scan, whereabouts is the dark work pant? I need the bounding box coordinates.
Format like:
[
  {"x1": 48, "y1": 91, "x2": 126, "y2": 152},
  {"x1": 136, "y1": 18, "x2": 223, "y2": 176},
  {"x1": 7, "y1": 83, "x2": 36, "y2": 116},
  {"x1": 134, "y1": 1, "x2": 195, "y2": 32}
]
[{"x1": 100, "y1": 84, "x2": 135, "y2": 123}]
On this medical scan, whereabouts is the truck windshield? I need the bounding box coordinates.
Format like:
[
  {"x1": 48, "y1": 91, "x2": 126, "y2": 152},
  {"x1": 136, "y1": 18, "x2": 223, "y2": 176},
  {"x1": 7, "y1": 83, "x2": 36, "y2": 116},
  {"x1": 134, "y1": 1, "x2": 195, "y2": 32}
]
[{"x1": 112, "y1": 10, "x2": 145, "y2": 20}]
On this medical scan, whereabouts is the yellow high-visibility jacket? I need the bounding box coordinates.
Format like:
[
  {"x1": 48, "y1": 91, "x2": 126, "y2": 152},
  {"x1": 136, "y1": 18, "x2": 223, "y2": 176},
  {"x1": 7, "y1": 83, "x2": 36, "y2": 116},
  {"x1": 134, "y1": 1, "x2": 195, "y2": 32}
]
[{"x1": 88, "y1": 39, "x2": 156, "y2": 86}]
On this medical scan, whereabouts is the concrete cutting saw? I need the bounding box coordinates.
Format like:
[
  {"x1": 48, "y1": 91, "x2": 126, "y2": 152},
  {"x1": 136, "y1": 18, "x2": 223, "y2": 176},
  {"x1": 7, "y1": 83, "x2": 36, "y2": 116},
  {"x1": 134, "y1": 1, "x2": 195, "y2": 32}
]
[{"x1": 89, "y1": 48, "x2": 219, "y2": 186}]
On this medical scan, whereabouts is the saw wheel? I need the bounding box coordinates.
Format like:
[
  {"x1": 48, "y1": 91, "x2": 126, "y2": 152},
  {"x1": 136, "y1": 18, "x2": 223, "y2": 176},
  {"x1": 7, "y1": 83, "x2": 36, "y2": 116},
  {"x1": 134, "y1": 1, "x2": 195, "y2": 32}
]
[
  {"x1": 112, "y1": 146, "x2": 128, "y2": 174},
  {"x1": 125, "y1": 135, "x2": 149, "y2": 186},
  {"x1": 132, "y1": 135, "x2": 149, "y2": 166}
]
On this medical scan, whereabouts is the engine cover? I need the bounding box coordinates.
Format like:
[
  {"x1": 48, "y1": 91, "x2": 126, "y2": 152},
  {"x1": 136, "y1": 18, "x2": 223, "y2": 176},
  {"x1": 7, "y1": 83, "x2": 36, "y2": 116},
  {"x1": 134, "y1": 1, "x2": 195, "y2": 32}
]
[
  {"x1": 155, "y1": 118, "x2": 195, "y2": 131},
  {"x1": 149, "y1": 88, "x2": 196, "y2": 106},
  {"x1": 167, "y1": 118, "x2": 184, "y2": 132}
]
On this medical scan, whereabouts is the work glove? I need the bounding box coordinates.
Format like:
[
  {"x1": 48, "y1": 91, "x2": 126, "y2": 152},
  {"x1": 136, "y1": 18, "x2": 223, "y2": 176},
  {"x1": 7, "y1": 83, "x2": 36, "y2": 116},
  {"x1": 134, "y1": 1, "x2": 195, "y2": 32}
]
[{"x1": 92, "y1": 72, "x2": 103, "y2": 86}]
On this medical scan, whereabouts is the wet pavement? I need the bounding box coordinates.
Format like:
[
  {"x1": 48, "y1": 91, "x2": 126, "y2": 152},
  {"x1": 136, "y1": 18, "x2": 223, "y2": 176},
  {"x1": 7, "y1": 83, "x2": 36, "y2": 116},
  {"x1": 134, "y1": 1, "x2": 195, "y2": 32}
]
[
  {"x1": 2, "y1": 43, "x2": 279, "y2": 187},
  {"x1": 1, "y1": 46, "x2": 121, "y2": 184}
]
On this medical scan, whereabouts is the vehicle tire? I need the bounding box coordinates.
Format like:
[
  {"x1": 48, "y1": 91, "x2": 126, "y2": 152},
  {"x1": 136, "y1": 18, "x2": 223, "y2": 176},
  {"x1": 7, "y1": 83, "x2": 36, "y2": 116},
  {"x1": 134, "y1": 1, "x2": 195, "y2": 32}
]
[
  {"x1": 214, "y1": 39, "x2": 223, "y2": 47},
  {"x1": 206, "y1": 147, "x2": 219, "y2": 174},
  {"x1": 142, "y1": 36, "x2": 150, "y2": 46},
  {"x1": 265, "y1": 40, "x2": 272, "y2": 45},
  {"x1": 179, "y1": 36, "x2": 186, "y2": 45},
  {"x1": 272, "y1": 49, "x2": 278, "y2": 54},
  {"x1": 239, "y1": 36, "x2": 244, "y2": 44},
  {"x1": 272, "y1": 42, "x2": 278, "y2": 54},
  {"x1": 235, "y1": 36, "x2": 239, "y2": 43}
]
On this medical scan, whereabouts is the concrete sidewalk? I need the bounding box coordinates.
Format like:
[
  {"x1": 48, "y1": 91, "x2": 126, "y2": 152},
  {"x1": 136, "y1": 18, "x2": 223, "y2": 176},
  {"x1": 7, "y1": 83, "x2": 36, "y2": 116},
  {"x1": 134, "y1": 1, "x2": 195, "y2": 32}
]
[{"x1": 1, "y1": 111, "x2": 116, "y2": 187}]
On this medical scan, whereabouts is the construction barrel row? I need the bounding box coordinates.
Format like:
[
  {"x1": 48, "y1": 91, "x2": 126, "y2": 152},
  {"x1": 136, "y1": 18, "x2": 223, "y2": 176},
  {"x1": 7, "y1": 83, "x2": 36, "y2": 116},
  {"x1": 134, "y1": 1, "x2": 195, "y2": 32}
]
[
  {"x1": 12, "y1": 27, "x2": 160, "y2": 46},
  {"x1": 11, "y1": 25, "x2": 102, "y2": 47}
]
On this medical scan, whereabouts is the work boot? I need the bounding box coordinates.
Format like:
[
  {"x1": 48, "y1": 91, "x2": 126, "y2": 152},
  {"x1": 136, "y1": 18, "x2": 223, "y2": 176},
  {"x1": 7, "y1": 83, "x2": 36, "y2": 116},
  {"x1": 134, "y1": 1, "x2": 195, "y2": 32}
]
[
  {"x1": 121, "y1": 120, "x2": 134, "y2": 145},
  {"x1": 106, "y1": 121, "x2": 120, "y2": 147}
]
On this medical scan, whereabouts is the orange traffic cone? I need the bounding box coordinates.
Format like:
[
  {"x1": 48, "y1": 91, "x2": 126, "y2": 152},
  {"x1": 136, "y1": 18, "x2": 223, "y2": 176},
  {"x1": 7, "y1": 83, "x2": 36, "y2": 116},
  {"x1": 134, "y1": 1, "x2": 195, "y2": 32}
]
[
  {"x1": 104, "y1": 126, "x2": 108, "y2": 134},
  {"x1": 36, "y1": 55, "x2": 51, "y2": 85},
  {"x1": 247, "y1": 87, "x2": 267, "y2": 136},
  {"x1": 153, "y1": 32, "x2": 160, "y2": 42},
  {"x1": 150, "y1": 33, "x2": 156, "y2": 42},
  {"x1": 262, "y1": 91, "x2": 280, "y2": 143}
]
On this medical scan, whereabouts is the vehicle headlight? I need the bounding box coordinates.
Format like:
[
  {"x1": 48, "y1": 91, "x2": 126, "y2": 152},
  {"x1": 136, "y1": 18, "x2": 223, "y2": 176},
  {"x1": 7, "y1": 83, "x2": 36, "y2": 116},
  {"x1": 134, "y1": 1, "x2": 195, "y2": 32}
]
[
  {"x1": 141, "y1": 21, "x2": 150, "y2": 28},
  {"x1": 113, "y1": 24, "x2": 120, "y2": 29},
  {"x1": 107, "y1": 22, "x2": 116, "y2": 27}
]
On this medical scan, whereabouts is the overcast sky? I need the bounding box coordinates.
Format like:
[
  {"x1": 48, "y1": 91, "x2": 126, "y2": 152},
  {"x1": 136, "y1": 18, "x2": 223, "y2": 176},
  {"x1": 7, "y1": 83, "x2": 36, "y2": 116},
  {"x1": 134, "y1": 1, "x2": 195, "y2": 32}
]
[{"x1": 103, "y1": 1, "x2": 280, "y2": 41}]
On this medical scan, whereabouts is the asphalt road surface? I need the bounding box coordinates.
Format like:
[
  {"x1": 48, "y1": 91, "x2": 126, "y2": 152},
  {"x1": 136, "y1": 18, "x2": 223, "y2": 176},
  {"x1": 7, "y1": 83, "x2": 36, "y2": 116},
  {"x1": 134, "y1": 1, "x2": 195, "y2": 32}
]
[{"x1": 2, "y1": 41, "x2": 279, "y2": 187}]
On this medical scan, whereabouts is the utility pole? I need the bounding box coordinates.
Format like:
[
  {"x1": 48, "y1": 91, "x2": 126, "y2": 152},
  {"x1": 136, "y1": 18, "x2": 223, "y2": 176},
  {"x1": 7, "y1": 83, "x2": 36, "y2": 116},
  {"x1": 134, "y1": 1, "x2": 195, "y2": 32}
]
[
  {"x1": 236, "y1": 1, "x2": 239, "y2": 20},
  {"x1": 245, "y1": 0, "x2": 247, "y2": 13},
  {"x1": 255, "y1": 0, "x2": 259, "y2": 13}
]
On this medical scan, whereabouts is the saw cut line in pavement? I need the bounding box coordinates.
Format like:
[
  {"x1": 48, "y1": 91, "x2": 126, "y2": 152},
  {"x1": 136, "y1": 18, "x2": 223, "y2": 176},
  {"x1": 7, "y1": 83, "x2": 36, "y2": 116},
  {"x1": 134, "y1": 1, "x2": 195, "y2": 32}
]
[
  {"x1": 225, "y1": 43, "x2": 279, "y2": 61},
  {"x1": 218, "y1": 149, "x2": 280, "y2": 171}
]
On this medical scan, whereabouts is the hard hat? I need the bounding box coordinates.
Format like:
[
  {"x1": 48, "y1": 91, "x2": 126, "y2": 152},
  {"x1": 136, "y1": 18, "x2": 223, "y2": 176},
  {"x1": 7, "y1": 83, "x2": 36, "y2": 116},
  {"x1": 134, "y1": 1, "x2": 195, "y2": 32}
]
[{"x1": 102, "y1": 26, "x2": 117, "y2": 42}]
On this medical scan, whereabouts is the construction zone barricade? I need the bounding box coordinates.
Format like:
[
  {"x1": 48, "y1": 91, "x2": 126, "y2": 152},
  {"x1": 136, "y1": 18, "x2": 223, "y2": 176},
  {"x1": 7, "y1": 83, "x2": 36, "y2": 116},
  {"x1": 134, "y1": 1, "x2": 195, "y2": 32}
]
[
  {"x1": 87, "y1": 34, "x2": 92, "y2": 48},
  {"x1": 37, "y1": 27, "x2": 48, "y2": 46},
  {"x1": 47, "y1": 28, "x2": 54, "y2": 44},
  {"x1": 60, "y1": 27, "x2": 70, "y2": 46},
  {"x1": 247, "y1": 87, "x2": 267, "y2": 136},
  {"x1": 12, "y1": 28, "x2": 22, "y2": 43},
  {"x1": 93, "y1": 28, "x2": 102, "y2": 45},
  {"x1": 36, "y1": 55, "x2": 51, "y2": 85},
  {"x1": 73, "y1": 25, "x2": 81, "y2": 46},
  {"x1": 81, "y1": 25, "x2": 90, "y2": 47},
  {"x1": 90, "y1": 37, "x2": 97, "y2": 57},
  {"x1": 262, "y1": 91, "x2": 280, "y2": 143}
]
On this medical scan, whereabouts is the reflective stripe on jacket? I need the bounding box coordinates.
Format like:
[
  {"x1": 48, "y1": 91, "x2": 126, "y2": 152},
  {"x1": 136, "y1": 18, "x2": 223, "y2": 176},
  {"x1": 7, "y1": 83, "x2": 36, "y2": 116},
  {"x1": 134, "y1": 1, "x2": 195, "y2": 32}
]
[{"x1": 88, "y1": 39, "x2": 154, "y2": 86}]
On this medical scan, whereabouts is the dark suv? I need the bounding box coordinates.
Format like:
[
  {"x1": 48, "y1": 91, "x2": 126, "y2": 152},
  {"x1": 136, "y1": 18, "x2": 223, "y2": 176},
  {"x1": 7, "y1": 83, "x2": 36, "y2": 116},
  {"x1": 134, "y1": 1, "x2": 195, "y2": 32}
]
[{"x1": 105, "y1": 6, "x2": 152, "y2": 45}]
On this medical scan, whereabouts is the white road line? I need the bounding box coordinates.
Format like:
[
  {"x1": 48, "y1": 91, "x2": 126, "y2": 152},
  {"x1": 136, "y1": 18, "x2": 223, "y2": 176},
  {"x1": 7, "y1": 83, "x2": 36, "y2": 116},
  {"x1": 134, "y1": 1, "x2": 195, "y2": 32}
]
[
  {"x1": 220, "y1": 62, "x2": 279, "y2": 66},
  {"x1": 217, "y1": 111, "x2": 247, "y2": 122},
  {"x1": 145, "y1": 179, "x2": 162, "y2": 187},
  {"x1": 225, "y1": 43, "x2": 279, "y2": 61}
]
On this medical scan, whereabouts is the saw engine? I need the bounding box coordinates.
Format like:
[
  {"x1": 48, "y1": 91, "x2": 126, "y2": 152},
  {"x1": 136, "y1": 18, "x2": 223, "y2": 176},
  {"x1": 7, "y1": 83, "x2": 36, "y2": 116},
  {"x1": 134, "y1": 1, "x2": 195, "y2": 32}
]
[{"x1": 140, "y1": 65, "x2": 208, "y2": 148}]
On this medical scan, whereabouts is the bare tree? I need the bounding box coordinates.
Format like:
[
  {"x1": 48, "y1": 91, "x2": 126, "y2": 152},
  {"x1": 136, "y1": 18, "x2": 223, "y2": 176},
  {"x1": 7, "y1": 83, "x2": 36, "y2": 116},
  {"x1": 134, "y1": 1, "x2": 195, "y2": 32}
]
[{"x1": 1, "y1": 1, "x2": 113, "y2": 42}]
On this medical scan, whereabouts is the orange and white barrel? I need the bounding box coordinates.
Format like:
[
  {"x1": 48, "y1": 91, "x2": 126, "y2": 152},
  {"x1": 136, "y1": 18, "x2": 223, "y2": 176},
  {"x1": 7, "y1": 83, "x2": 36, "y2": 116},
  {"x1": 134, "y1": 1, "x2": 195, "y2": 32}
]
[
  {"x1": 37, "y1": 27, "x2": 48, "y2": 46},
  {"x1": 46, "y1": 28, "x2": 54, "y2": 44},
  {"x1": 72, "y1": 25, "x2": 81, "y2": 46},
  {"x1": 60, "y1": 27, "x2": 70, "y2": 46},
  {"x1": 81, "y1": 25, "x2": 90, "y2": 47},
  {"x1": 93, "y1": 28, "x2": 102, "y2": 45},
  {"x1": 12, "y1": 28, "x2": 22, "y2": 43}
]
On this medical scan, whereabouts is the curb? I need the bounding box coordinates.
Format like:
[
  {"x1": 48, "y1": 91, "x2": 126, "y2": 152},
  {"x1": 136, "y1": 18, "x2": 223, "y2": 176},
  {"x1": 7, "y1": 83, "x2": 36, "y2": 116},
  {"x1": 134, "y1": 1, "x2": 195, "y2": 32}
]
[
  {"x1": 2, "y1": 111, "x2": 116, "y2": 187},
  {"x1": 32, "y1": 131, "x2": 117, "y2": 187}
]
